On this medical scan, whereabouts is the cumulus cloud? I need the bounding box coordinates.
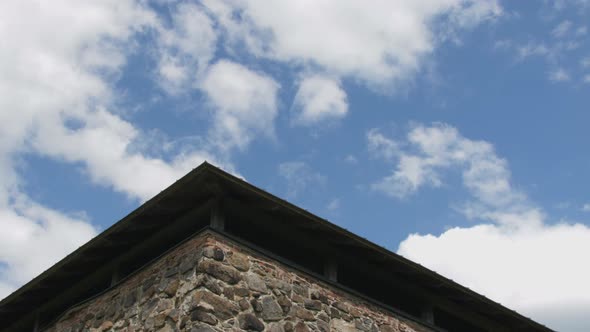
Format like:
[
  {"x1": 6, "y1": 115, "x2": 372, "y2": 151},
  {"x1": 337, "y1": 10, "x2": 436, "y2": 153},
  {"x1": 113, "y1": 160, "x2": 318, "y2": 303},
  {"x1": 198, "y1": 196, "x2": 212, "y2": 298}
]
[
  {"x1": 202, "y1": 0, "x2": 501, "y2": 87},
  {"x1": 398, "y1": 222, "x2": 590, "y2": 332},
  {"x1": 0, "y1": 195, "x2": 98, "y2": 299},
  {"x1": 200, "y1": 60, "x2": 280, "y2": 152},
  {"x1": 369, "y1": 123, "x2": 590, "y2": 331},
  {"x1": 153, "y1": 4, "x2": 282, "y2": 151},
  {"x1": 155, "y1": 2, "x2": 217, "y2": 94},
  {"x1": 0, "y1": 0, "x2": 232, "y2": 299},
  {"x1": 0, "y1": 0, "x2": 150, "y2": 299},
  {"x1": 278, "y1": 161, "x2": 326, "y2": 198},
  {"x1": 31, "y1": 109, "x2": 224, "y2": 201},
  {"x1": 292, "y1": 75, "x2": 348, "y2": 125},
  {"x1": 0, "y1": 0, "x2": 231, "y2": 201},
  {"x1": 369, "y1": 124, "x2": 522, "y2": 206}
]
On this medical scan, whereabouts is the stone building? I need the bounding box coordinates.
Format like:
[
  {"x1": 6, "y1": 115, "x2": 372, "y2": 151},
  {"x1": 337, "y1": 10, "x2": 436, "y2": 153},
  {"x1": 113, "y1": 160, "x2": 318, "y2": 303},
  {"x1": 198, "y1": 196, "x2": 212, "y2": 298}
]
[{"x1": 0, "y1": 162, "x2": 551, "y2": 332}]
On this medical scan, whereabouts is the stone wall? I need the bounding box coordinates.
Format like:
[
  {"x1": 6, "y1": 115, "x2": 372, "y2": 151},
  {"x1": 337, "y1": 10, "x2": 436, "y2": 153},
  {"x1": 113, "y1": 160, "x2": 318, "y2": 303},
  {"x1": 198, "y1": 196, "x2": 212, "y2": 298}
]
[{"x1": 44, "y1": 231, "x2": 434, "y2": 332}]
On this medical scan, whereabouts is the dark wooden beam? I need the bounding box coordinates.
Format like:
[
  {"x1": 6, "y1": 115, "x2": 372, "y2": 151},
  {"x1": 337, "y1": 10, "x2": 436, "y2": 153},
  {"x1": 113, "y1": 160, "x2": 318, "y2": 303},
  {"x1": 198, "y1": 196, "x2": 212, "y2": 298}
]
[
  {"x1": 32, "y1": 312, "x2": 39, "y2": 332},
  {"x1": 421, "y1": 304, "x2": 435, "y2": 325},
  {"x1": 323, "y1": 259, "x2": 338, "y2": 282},
  {"x1": 110, "y1": 265, "x2": 120, "y2": 287},
  {"x1": 210, "y1": 196, "x2": 225, "y2": 231}
]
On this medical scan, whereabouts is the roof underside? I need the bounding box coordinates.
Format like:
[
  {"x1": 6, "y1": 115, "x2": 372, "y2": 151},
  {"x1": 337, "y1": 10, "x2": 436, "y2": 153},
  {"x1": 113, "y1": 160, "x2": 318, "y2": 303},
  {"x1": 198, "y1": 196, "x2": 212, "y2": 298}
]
[{"x1": 0, "y1": 162, "x2": 552, "y2": 332}]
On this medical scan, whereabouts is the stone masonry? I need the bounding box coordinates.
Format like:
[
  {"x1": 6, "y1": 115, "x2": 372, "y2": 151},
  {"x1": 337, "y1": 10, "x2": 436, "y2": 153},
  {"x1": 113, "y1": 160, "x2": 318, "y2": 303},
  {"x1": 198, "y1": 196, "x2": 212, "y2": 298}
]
[{"x1": 44, "y1": 231, "x2": 434, "y2": 332}]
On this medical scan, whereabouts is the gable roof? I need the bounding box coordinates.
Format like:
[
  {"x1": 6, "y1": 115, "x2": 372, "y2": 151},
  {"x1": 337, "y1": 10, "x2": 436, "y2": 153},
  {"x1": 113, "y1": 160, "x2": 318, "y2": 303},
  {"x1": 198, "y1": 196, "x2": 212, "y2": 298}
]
[{"x1": 0, "y1": 162, "x2": 552, "y2": 331}]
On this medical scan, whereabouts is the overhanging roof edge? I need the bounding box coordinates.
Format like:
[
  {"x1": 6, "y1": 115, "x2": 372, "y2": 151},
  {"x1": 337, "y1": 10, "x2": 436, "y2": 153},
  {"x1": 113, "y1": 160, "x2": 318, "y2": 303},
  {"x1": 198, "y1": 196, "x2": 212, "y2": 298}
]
[
  {"x1": 0, "y1": 162, "x2": 553, "y2": 331},
  {"x1": 203, "y1": 164, "x2": 553, "y2": 332},
  {"x1": 0, "y1": 162, "x2": 214, "y2": 309}
]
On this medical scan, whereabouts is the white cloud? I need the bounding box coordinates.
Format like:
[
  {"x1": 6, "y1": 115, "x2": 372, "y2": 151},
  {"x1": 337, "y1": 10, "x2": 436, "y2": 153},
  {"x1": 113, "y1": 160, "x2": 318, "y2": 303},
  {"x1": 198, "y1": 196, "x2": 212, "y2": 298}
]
[
  {"x1": 153, "y1": 4, "x2": 282, "y2": 151},
  {"x1": 203, "y1": 0, "x2": 501, "y2": 87},
  {"x1": 494, "y1": 40, "x2": 552, "y2": 61},
  {"x1": 581, "y1": 56, "x2": 590, "y2": 68},
  {"x1": 398, "y1": 221, "x2": 590, "y2": 332},
  {"x1": 500, "y1": 39, "x2": 579, "y2": 65},
  {"x1": 367, "y1": 129, "x2": 401, "y2": 161},
  {"x1": 344, "y1": 155, "x2": 358, "y2": 164},
  {"x1": 0, "y1": 0, "x2": 230, "y2": 202},
  {"x1": 278, "y1": 161, "x2": 326, "y2": 198},
  {"x1": 327, "y1": 198, "x2": 341, "y2": 211},
  {"x1": 516, "y1": 42, "x2": 551, "y2": 60},
  {"x1": 0, "y1": 195, "x2": 98, "y2": 299},
  {"x1": 369, "y1": 123, "x2": 590, "y2": 331},
  {"x1": 549, "y1": 68, "x2": 571, "y2": 82},
  {"x1": 200, "y1": 60, "x2": 280, "y2": 152},
  {"x1": 552, "y1": 20, "x2": 573, "y2": 38},
  {"x1": 552, "y1": 0, "x2": 590, "y2": 11},
  {"x1": 155, "y1": 2, "x2": 217, "y2": 94},
  {"x1": 495, "y1": 12, "x2": 590, "y2": 86},
  {"x1": 0, "y1": 0, "x2": 233, "y2": 299},
  {"x1": 372, "y1": 154, "x2": 443, "y2": 199},
  {"x1": 292, "y1": 75, "x2": 348, "y2": 125},
  {"x1": 582, "y1": 203, "x2": 590, "y2": 211},
  {"x1": 31, "y1": 109, "x2": 224, "y2": 201},
  {"x1": 370, "y1": 124, "x2": 523, "y2": 208},
  {"x1": 0, "y1": 0, "x2": 151, "y2": 299}
]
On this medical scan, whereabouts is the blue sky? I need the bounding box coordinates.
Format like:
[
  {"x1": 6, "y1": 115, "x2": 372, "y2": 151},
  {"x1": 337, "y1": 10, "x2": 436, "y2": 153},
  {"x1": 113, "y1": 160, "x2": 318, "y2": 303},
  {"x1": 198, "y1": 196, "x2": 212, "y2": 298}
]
[{"x1": 1, "y1": 1, "x2": 590, "y2": 331}]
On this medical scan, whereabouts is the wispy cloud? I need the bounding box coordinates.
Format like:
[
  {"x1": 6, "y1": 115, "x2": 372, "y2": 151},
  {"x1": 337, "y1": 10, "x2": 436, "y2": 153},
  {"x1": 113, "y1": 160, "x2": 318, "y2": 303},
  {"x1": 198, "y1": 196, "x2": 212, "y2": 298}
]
[
  {"x1": 367, "y1": 129, "x2": 401, "y2": 161},
  {"x1": 327, "y1": 198, "x2": 341, "y2": 211},
  {"x1": 278, "y1": 161, "x2": 326, "y2": 198},
  {"x1": 576, "y1": 26, "x2": 588, "y2": 36},
  {"x1": 344, "y1": 155, "x2": 358, "y2": 164},
  {"x1": 549, "y1": 68, "x2": 571, "y2": 82},
  {"x1": 551, "y1": 20, "x2": 573, "y2": 38},
  {"x1": 494, "y1": 11, "x2": 589, "y2": 85}
]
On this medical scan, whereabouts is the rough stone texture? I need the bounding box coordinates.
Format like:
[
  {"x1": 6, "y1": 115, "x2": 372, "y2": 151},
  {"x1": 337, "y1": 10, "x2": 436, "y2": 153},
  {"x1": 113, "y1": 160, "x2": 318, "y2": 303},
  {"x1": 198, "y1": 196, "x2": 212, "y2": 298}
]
[{"x1": 43, "y1": 231, "x2": 433, "y2": 332}]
